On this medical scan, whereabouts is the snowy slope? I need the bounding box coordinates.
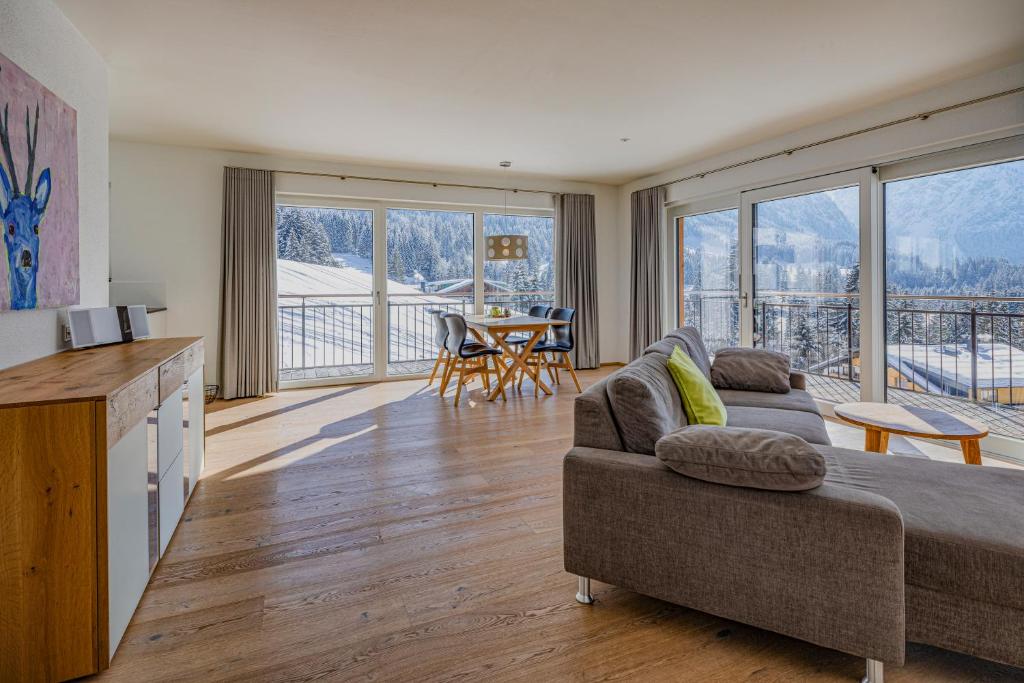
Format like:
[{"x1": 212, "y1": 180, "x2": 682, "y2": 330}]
[{"x1": 277, "y1": 258, "x2": 469, "y2": 371}]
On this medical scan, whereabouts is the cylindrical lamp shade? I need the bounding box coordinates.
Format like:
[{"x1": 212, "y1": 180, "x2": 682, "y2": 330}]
[{"x1": 486, "y1": 234, "x2": 529, "y2": 260}]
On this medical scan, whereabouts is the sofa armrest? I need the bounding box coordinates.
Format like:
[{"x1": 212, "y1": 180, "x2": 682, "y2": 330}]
[
  {"x1": 563, "y1": 447, "x2": 905, "y2": 664},
  {"x1": 789, "y1": 371, "x2": 806, "y2": 390}
]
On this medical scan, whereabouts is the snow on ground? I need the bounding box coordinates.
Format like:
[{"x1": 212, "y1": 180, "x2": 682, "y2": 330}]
[
  {"x1": 888, "y1": 342, "x2": 1024, "y2": 392},
  {"x1": 277, "y1": 257, "x2": 468, "y2": 370}
]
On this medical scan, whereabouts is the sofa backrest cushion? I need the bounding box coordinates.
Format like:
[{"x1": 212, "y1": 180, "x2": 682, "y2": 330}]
[
  {"x1": 573, "y1": 376, "x2": 625, "y2": 451},
  {"x1": 665, "y1": 327, "x2": 712, "y2": 377},
  {"x1": 656, "y1": 425, "x2": 826, "y2": 491},
  {"x1": 606, "y1": 352, "x2": 686, "y2": 455}
]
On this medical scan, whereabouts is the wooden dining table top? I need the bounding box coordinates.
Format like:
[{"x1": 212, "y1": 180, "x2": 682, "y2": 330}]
[{"x1": 463, "y1": 314, "x2": 569, "y2": 330}]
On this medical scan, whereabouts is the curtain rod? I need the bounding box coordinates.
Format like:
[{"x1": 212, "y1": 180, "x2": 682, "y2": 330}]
[
  {"x1": 652, "y1": 85, "x2": 1024, "y2": 191},
  {"x1": 273, "y1": 168, "x2": 557, "y2": 196}
]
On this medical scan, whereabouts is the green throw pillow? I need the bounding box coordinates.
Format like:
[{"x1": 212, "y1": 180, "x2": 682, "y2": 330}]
[{"x1": 666, "y1": 345, "x2": 727, "y2": 426}]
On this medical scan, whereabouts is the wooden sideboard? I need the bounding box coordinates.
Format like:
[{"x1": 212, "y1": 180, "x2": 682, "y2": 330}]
[{"x1": 0, "y1": 337, "x2": 205, "y2": 681}]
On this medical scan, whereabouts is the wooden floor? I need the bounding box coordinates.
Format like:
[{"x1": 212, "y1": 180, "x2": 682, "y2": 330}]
[{"x1": 92, "y1": 368, "x2": 1024, "y2": 682}]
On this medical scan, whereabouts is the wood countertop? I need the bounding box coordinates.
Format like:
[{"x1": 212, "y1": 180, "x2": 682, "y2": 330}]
[{"x1": 0, "y1": 337, "x2": 202, "y2": 409}]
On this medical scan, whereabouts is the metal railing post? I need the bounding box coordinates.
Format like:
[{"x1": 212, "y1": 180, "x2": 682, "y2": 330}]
[
  {"x1": 847, "y1": 302, "x2": 854, "y2": 381},
  {"x1": 970, "y1": 304, "x2": 978, "y2": 401},
  {"x1": 300, "y1": 296, "x2": 307, "y2": 370}
]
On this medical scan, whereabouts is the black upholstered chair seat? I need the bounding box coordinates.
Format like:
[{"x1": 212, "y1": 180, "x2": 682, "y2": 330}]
[
  {"x1": 532, "y1": 341, "x2": 572, "y2": 353},
  {"x1": 459, "y1": 342, "x2": 502, "y2": 359}
]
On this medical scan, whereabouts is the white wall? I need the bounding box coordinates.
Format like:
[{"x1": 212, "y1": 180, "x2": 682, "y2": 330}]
[
  {"x1": 109, "y1": 142, "x2": 624, "y2": 382},
  {"x1": 0, "y1": 0, "x2": 108, "y2": 369},
  {"x1": 617, "y1": 62, "x2": 1024, "y2": 344}
]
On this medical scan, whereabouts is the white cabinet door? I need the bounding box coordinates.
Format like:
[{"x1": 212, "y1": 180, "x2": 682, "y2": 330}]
[
  {"x1": 107, "y1": 420, "x2": 150, "y2": 659},
  {"x1": 157, "y1": 388, "x2": 183, "y2": 479},
  {"x1": 158, "y1": 452, "x2": 184, "y2": 554},
  {"x1": 186, "y1": 368, "x2": 205, "y2": 497}
]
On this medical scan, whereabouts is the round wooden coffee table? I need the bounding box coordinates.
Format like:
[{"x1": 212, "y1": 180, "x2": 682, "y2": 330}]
[{"x1": 833, "y1": 402, "x2": 988, "y2": 465}]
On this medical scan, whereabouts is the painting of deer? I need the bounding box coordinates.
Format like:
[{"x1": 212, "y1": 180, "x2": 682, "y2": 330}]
[{"x1": 0, "y1": 52, "x2": 78, "y2": 311}]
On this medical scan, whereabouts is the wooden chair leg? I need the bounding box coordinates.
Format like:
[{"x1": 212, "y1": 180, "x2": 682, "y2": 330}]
[
  {"x1": 564, "y1": 352, "x2": 582, "y2": 392},
  {"x1": 481, "y1": 360, "x2": 491, "y2": 392},
  {"x1": 428, "y1": 348, "x2": 446, "y2": 385},
  {"x1": 492, "y1": 355, "x2": 507, "y2": 401},
  {"x1": 454, "y1": 362, "x2": 467, "y2": 405},
  {"x1": 439, "y1": 355, "x2": 456, "y2": 395},
  {"x1": 546, "y1": 354, "x2": 557, "y2": 384},
  {"x1": 517, "y1": 366, "x2": 525, "y2": 391}
]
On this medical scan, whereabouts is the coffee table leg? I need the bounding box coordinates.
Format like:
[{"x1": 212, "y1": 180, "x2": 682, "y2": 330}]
[
  {"x1": 960, "y1": 438, "x2": 982, "y2": 465},
  {"x1": 864, "y1": 428, "x2": 888, "y2": 454}
]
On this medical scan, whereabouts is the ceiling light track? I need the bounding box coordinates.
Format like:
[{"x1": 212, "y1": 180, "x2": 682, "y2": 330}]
[{"x1": 654, "y1": 85, "x2": 1024, "y2": 190}]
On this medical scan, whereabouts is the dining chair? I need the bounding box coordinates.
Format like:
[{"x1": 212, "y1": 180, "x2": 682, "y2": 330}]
[
  {"x1": 440, "y1": 313, "x2": 506, "y2": 405},
  {"x1": 505, "y1": 304, "x2": 552, "y2": 346},
  {"x1": 523, "y1": 307, "x2": 581, "y2": 394},
  {"x1": 426, "y1": 309, "x2": 451, "y2": 388}
]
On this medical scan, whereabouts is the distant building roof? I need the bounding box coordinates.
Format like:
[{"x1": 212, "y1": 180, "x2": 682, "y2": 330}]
[
  {"x1": 887, "y1": 342, "x2": 1024, "y2": 391},
  {"x1": 431, "y1": 278, "x2": 513, "y2": 295}
]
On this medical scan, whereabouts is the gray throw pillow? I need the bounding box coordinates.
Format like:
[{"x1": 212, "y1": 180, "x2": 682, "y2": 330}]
[
  {"x1": 655, "y1": 425, "x2": 826, "y2": 491},
  {"x1": 710, "y1": 347, "x2": 792, "y2": 394}
]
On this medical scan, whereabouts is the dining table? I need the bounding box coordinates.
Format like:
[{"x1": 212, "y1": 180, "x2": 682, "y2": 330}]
[{"x1": 464, "y1": 313, "x2": 569, "y2": 401}]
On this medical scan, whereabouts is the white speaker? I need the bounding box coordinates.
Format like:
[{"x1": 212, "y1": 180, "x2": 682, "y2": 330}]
[{"x1": 68, "y1": 305, "x2": 152, "y2": 349}]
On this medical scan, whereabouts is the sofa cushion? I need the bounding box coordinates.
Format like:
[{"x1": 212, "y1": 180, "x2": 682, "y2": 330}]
[
  {"x1": 656, "y1": 425, "x2": 826, "y2": 491},
  {"x1": 606, "y1": 352, "x2": 685, "y2": 455},
  {"x1": 711, "y1": 348, "x2": 792, "y2": 394},
  {"x1": 666, "y1": 346, "x2": 727, "y2": 426},
  {"x1": 717, "y1": 388, "x2": 820, "y2": 415},
  {"x1": 820, "y1": 446, "x2": 1024, "y2": 612},
  {"x1": 726, "y1": 406, "x2": 831, "y2": 445},
  {"x1": 665, "y1": 327, "x2": 712, "y2": 378}
]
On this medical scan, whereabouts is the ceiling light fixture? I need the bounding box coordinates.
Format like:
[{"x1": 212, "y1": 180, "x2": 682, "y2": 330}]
[{"x1": 486, "y1": 161, "x2": 528, "y2": 261}]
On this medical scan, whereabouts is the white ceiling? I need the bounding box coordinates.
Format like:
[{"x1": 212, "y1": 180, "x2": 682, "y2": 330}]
[{"x1": 58, "y1": 0, "x2": 1024, "y2": 184}]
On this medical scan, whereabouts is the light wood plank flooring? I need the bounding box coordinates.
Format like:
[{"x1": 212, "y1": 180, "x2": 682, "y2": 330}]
[{"x1": 92, "y1": 369, "x2": 1023, "y2": 682}]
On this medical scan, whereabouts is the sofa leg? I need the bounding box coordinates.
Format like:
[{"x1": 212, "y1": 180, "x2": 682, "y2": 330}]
[
  {"x1": 861, "y1": 659, "x2": 883, "y2": 683},
  {"x1": 575, "y1": 576, "x2": 594, "y2": 605}
]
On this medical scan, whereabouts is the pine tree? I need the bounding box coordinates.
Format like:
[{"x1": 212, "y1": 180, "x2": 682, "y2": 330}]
[{"x1": 792, "y1": 312, "x2": 818, "y2": 370}]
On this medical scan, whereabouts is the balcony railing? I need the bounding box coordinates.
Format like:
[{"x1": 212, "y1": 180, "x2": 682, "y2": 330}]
[
  {"x1": 278, "y1": 294, "x2": 373, "y2": 373},
  {"x1": 278, "y1": 290, "x2": 556, "y2": 379}
]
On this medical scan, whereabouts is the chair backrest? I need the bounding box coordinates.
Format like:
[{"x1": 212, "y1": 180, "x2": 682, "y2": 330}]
[
  {"x1": 442, "y1": 313, "x2": 468, "y2": 356},
  {"x1": 528, "y1": 304, "x2": 551, "y2": 319},
  {"x1": 549, "y1": 307, "x2": 575, "y2": 349},
  {"x1": 428, "y1": 309, "x2": 447, "y2": 349}
]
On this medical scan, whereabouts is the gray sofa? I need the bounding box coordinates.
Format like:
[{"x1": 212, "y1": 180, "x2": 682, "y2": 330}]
[{"x1": 564, "y1": 327, "x2": 1024, "y2": 681}]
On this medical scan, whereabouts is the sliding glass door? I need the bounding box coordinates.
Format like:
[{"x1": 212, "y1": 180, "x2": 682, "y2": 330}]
[
  {"x1": 275, "y1": 204, "x2": 376, "y2": 382},
  {"x1": 882, "y1": 157, "x2": 1024, "y2": 440},
  {"x1": 674, "y1": 208, "x2": 739, "y2": 353},
  {"x1": 385, "y1": 208, "x2": 475, "y2": 376}
]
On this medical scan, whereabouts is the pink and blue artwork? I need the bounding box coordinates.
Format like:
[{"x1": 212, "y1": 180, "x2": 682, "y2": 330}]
[{"x1": 0, "y1": 50, "x2": 78, "y2": 311}]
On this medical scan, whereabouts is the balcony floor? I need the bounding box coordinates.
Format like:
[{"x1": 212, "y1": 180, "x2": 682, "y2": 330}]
[{"x1": 805, "y1": 374, "x2": 1024, "y2": 441}]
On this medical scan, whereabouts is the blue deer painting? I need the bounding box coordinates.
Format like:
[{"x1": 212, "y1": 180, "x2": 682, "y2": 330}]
[{"x1": 0, "y1": 98, "x2": 51, "y2": 310}]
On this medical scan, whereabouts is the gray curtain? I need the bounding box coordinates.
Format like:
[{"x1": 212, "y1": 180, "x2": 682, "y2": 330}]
[
  {"x1": 629, "y1": 185, "x2": 665, "y2": 359},
  {"x1": 554, "y1": 193, "x2": 599, "y2": 369},
  {"x1": 219, "y1": 167, "x2": 278, "y2": 399}
]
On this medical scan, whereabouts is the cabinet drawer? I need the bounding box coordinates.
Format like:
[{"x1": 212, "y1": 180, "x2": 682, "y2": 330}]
[
  {"x1": 107, "y1": 370, "x2": 158, "y2": 448},
  {"x1": 159, "y1": 353, "x2": 186, "y2": 403},
  {"x1": 183, "y1": 340, "x2": 204, "y2": 379},
  {"x1": 158, "y1": 452, "x2": 184, "y2": 555},
  {"x1": 157, "y1": 388, "x2": 183, "y2": 479}
]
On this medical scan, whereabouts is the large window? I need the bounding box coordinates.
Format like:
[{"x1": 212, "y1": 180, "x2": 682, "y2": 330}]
[
  {"x1": 884, "y1": 158, "x2": 1024, "y2": 438},
  {"x1": 752, "y1": 185, "x2": 861, "y2": 402},
  {"x1": 483, "y1": 213, "x2": 555, "y2": 314},
  {"x1": 386, "y1": 208, "x2": 475, "y2": 375},
  {"x1": 676, "y1": 208, "x2": 739, "y2": 352},
  {"x1": 276, "y1": 205, "x2": 374, "y2": 381}
]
